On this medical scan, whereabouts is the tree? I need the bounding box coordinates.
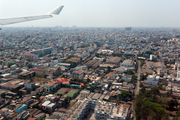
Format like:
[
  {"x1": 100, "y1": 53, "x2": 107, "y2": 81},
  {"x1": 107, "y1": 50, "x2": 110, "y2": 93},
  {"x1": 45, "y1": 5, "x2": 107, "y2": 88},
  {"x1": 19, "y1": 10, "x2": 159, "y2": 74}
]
[
  {"x1": 140, "y1": 82, "x2": 143, "y2": 87},
  {"x1": 107, "y1": 66, "x2": 111, "y2": 72},
  {"x1": 118, "y1": 90, "x2": 129, "y2": 100},
  {"x1": 35, "y1": 92, "x2": 42, "y2": 99},
  {"x1": 26, "y1": 89, "x2": 31, "y2": 93},
  {"x1": 18, "y1": 76, "x2": 25, "y2": 79},
  {"x1": 67, "y1": 55, "x2": 74, "y2": 59},
  {"x1": 0, "y1": 93, "x2": 5, "y2": 98},
  {"x1": 158, "y1": 84, "x2": 164, "y2": 90},
  {"x1": 90, "y1": 87, "x2": 95, "y2": 92},
  {"x1": 168, "y1": 100, "x2": 178, "y2": 111},
  {"x1": 151, "y1": 86, "x2": 160, "y2": 96},
  {"x1": 7, "y1": 63, "x2": 15, "y2": 68},
  {"x1": 140, "y1": 60, "x2": 144, "y2": 68},
  {"x1": 28, "y1": 64, "x2": 33, "y2": 68},
  {"x1": 126, "y1": 69, "x2": 134, "y2": 75}
]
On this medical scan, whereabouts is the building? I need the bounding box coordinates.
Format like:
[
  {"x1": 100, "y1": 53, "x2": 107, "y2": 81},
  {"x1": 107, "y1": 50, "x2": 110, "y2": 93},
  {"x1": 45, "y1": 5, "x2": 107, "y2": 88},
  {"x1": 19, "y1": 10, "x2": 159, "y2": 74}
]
[
  {"x1": 42, "y1": 100, "x2": 56, "y2": 113},
  {"x1": 112, "y1": 104, "x2": 130, "y2": 120},
  {"x1": 80, "y1": 90, "x2": 90, "y2": 98},
  {"x1": 30, "y1": 47, "x2": 53, "y2": 56},
  {"x1": 44, "y1": 82, "x2": 58, "y2": 93},
  {"x1": 150, "y1": 54, "x2": 156, "y2": 61},
  {"x1": 177, "y1": 71, "x2": 180, "y2": 81},
  {"x1": 121, "y1": 60, "x2": 134, "y2": 67},
  {"x1": 29, "y1": 66, "x2": 45, "y2": 77},
  {"x1": 24, "y1": 80, "x2": 35, "y2": 89},
  {"x1": 124, "y1": 51, "x2": 134, "y2": 56},
  {"x1": 105, "y1": 57, "x2": 121, "y2": 65},
  {"x1": 59, "y1": 98, "x2": 130, "y2": 120},
  {"x1": 16, "y1": 104, "x2": 28, "y2": 113},
  {"x1": 22, "y1": 53, "x2": 38, "y2": 62},
  {"x1": 121, "y1": 75, "x2": 132, "y2": 82},
  {"x1": 42, "y1": 101, "x2": 51, "y2": 111},
  {"x1": 10, "y1": 64, "x2": 17, "y2": 71},
  {"x1": 46, "y1": 103, "x2": 56, "y2": 113},
  {"x1": 17, "y1": 111, "x2": 30, "y2": 120},
  {"x1": 114, "y1": 67, "x2": 127, "y2": 73},
  {"x1": 125, "y1": 27, "x2": 131, "y2": 31},
  {"x1": 0, "y1": 108, "x2": 9, "y2": 116},
  {"x1": 18, "y1": 71, "x2": 35, "y2": 78},
  {"x1": 45, "y1": 66, "x2": 61, "y2": 76},
  {"x1": 94, "y1": 101, "x2": 113, "y2": 120},
  {"x1": 146, "y1": 75, "x2": 159, "y2": 85},
  {"x1": 71, "y1": 70, "x2": 84, "y2": 80},
  {"x1": 85, "y1": 59, "x2": 98, "y2": 67}
]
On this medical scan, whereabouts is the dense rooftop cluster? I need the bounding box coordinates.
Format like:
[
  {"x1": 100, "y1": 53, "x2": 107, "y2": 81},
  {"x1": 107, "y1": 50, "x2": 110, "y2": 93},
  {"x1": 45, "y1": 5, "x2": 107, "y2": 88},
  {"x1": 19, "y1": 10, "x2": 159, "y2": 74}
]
[{"x1": 0, "y1": 27, "x2": 179, "y2": 120}]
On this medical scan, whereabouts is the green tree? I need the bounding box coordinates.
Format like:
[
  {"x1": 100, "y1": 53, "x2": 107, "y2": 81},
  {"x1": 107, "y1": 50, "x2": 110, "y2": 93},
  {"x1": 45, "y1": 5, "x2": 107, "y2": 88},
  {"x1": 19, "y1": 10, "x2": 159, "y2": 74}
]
[
  {"x1": 26, "y1": 89, "x2": 31, "y2": 93},
  {"x1": 7, "y1": 63, "x2": 15, "y2": 68},
  {"x1": 140, "y1": 82, "x2": 143, "y2": 87},
  {"x1": 107, "y1": 66, "x2": 111, "y2": 72},
  {"x1": 17, "y1": 76, "x2": 25, "y2": 79},
  {"x1": 28, "y1": 64, "x2": 33, "y2": 68},
  {"x1": 126, "y1": 69, "x2": 134, "y2": 75},
  {"x1": 0, "y1": 93, "x2": 5, "y2": 98},
  {"x1": 118, "y1": 90, "x2": 129, "y2": 100}
]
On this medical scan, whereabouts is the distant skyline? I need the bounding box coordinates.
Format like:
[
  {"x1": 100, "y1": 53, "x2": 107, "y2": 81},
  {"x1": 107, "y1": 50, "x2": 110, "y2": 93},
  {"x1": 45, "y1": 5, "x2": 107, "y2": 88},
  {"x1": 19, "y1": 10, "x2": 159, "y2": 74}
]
[{"x1": 0, "y1": 0, "x2": 180, "y2": 27}]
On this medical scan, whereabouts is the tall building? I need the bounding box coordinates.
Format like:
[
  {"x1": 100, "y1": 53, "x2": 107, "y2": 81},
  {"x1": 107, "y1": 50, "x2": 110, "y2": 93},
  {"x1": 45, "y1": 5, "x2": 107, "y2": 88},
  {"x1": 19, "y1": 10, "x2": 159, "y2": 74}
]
[{"x1": 125, "y1": 27, "x2": 131, "y2": 31}]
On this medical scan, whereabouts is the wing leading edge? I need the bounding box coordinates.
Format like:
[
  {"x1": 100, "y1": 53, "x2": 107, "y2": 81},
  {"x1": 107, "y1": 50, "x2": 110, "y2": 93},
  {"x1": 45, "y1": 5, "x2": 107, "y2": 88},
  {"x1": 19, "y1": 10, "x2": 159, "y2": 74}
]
[{"x1": 0, "y1": 5, "x2": 64, "y2": 26}]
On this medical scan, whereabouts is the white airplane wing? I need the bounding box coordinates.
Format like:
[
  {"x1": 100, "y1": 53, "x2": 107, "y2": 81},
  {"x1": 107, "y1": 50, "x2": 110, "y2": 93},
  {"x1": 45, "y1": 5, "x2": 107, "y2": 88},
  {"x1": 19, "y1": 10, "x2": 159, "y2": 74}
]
[{"x1": 0, "y1": 5, "x2": 64, "y2": 26}]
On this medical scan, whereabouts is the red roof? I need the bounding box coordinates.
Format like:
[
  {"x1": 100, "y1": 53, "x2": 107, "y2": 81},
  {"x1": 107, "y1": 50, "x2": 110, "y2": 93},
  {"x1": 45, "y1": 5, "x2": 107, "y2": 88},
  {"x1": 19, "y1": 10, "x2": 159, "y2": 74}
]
[
  {"x1": 22, "y1": 53, "x2": 37, "y2": 57},
  {"x1": 56, "y1": 77, "x2": 70, "y2": 84},
  {"x1": 50, "y1": 80, "x2": 61, "y2": 84},
  {"x1": 73, "y1": 70, "x2": 83, "y2": 74},
  {"x1": 24, "y1": 80, "x2": 30, "y2": 82}
]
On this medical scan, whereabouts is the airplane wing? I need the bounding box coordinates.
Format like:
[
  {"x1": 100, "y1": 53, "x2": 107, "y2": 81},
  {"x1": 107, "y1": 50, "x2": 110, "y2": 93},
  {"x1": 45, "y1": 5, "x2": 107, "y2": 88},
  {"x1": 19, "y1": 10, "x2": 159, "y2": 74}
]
[{"x1": 0, "y1": 5, "x2": 64, "y2": 26}]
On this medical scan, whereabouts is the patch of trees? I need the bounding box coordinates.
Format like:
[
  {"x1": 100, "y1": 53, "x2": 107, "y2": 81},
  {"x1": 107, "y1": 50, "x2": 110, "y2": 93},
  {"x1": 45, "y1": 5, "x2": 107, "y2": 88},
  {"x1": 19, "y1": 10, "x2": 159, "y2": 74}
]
[
  {"x1": 118, "y1": 90, "x2": 134, "y2": 101},
  {"x1": 28, "y1": 64, "x2": 33, "y2": 68},
  {"x1": 140, "y1": 73, "x2": 148, "y2": 81},
  {"x1": 67, "y1": 55, "x2": 74, "y2": 59},
  {"x1": 135, "y1": 86, "x2": 179, "y2": 120},
  {"x1": 7, "y1": 63, "x2": 15, "y2": 68},
  {"x1": 125, "y1": 69, "x2": 134, "y2": 75},
  {"x1": 140, "y1": 60, "x2": 144, "y2": 68},
  {"x1": 66, "y1": 61, "x2": 78, "y2": 68},
  {"x1": 129, "y1": 75, "x2": 137, "y2": 84}
]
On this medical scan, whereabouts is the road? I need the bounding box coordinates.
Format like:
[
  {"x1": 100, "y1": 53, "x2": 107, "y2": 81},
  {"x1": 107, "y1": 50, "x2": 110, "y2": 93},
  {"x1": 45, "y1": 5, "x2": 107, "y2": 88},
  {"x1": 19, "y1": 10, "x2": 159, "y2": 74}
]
[
  {"x1": 135, "y1": 60, "x2": 141, "y2": 96},
  {"x1": 133, "y1": 58, "x2": 142, "y2": 120}
]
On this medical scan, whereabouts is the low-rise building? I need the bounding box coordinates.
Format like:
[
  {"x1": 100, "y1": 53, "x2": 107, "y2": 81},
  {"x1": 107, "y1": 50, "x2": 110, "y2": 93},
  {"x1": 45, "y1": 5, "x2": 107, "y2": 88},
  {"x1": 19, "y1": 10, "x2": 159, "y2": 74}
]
[
  {"x1": 22, "y1": 53, "x2": 38, "y2": 62},
  {"x1": 80, "y1": 90, "x2": 90, "y2": 98},
  {"x1": 24, "y1": 80, "x2": 35, "y2": 89},
  {"x1": 121, "y1": 60, "x2": 134, "y2": 67},
  {"x1": 0, "y1": 108, "x2": 9, "y2": 116},
  {"x1": 16, "y1": 104, "x2": 28, "y2": 114},
  {"x1": 71, "y1": 70, "x2": 84, "y2": 80}
]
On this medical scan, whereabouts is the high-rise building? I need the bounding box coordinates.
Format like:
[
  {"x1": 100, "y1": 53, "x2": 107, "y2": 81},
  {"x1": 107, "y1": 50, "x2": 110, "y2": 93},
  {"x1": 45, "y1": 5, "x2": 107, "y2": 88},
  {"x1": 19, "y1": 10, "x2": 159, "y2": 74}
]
[{"x1": 125, "y1": 27, "x2": 131, "y2": 31}]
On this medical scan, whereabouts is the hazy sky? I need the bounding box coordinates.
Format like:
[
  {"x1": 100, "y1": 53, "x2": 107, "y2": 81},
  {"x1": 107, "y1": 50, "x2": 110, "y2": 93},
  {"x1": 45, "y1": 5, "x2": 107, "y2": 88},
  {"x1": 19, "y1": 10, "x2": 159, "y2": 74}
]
[{"x1": 0, "y1": 0, "x2": 180, "y2": 27}]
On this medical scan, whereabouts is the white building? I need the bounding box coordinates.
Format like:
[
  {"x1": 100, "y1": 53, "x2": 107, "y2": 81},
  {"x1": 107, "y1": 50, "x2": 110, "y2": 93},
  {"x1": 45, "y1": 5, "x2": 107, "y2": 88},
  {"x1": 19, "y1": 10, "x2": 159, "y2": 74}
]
[
  {"x1": 10, "y1": 64, "x2": 17, "y2": 70},
  {"x1": 150, "y1": 54, "x2": 155, "y2": 61},
  {"x1": 177, "y1": 71, "x2": 180, "y2": 81},
  {"x1": 146, "y1": 75, "x2": 159, "y2": 85},
  {"x1": 121, "y1": 60, "x2": 134, "y2": 67}
]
